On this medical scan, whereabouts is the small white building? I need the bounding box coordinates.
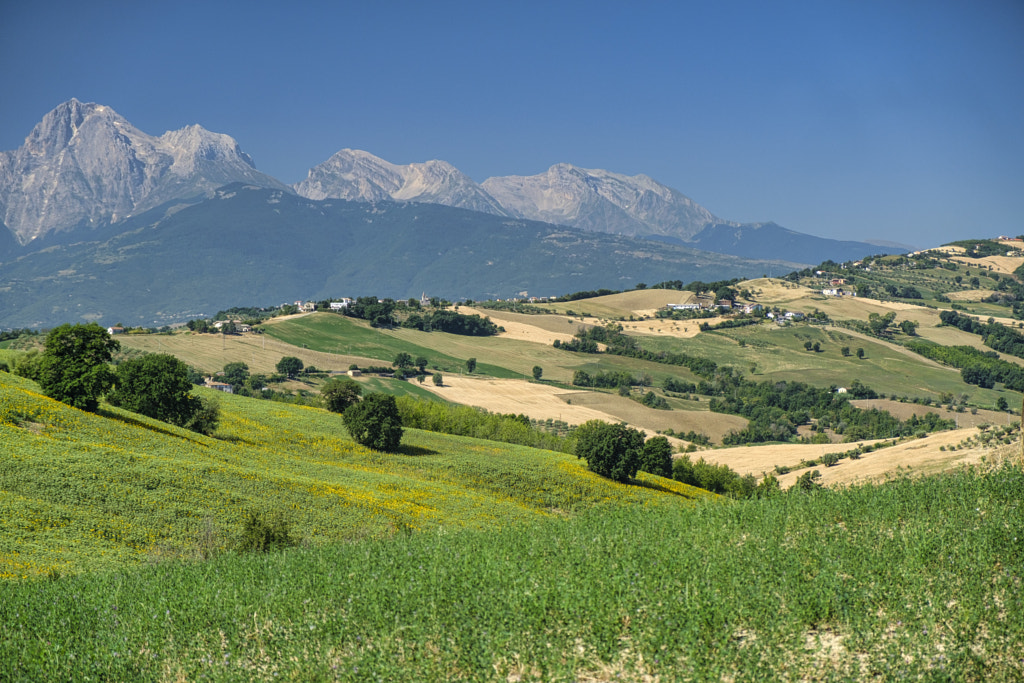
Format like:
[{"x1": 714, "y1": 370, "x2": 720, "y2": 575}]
[{"x1": 204, "y1": 379, "x2": 234, "y2": 394}]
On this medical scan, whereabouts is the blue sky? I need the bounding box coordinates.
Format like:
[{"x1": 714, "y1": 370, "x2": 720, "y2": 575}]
[{"x1": 1, "y1": 0, "x2": 1021, "y2": 248}]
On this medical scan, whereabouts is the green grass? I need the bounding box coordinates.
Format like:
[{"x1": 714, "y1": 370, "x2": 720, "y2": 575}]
[
  {"x1": 0, "y1": 371, "x2": 706, "y2": 579},
  {"x1": 636, "y1": 324, "x2": 1003, "y2": 402},
  {"x1": 263, "y1": 313, "x2": 523, "y2": 378},
  {"x1": 264, "y1": 312, "x2": 705, "y2": 386},
  {"x1": 1, "y1": 463, "x2": 1020, "y2": 681}
]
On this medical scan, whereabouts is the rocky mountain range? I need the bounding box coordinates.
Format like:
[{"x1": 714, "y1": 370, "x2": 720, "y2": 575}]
[
  {"x1": 0, "y1": 99, "x2": 287, "y2": 245},
  {"x1": 1, "y1": 100, "x2": 904, "y2": 262},
  {"x1": 294, "y1": 148, "x2": 509, "y2": 216},
  {"x1": 0, "y1": 100, "x2": 907, "y2": 327}
]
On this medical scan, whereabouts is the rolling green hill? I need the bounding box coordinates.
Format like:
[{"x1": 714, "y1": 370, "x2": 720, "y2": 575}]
[
  {"x1": 3, "y1": 241, "x2": 1024, "y2": 680},
  {"x1": 0, "y1": 370, "x2": 707, "y2": 579}
]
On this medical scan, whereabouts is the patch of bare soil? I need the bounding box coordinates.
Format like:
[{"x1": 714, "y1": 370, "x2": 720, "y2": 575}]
[
  {"x1": 558, "y1": 389, "x2": 747, "y2": 441},
  {"x1": 261, "y1": 312, "x2": 314, "y2": 324},
  {"x1": 945, "y1": 289, "x2": 991, "y2": 302},
  {"x1": 417, "y1": 375, "x2": 747, "y2": 445}
]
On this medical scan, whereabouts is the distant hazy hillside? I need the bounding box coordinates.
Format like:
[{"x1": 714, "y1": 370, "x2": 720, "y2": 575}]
[
  {"x1": 679, "y1": 222, "x2": 896, "y2": 264},
  {"x1": 0, "y1": 185, "x2": 802, "y2": 329}
]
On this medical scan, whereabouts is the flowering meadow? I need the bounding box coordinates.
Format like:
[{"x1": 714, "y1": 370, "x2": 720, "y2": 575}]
[
  {"x1": 0, "y1": 371, "x2": 708, "y2": 580},
  {"x1": 2, "y1": 370, "x2": 1021, "y2": 680}
]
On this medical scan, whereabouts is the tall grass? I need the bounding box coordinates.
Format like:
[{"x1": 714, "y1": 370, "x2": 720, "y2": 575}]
[{"x1": 1, "y1": 464, "x2": 1020, "y2": 681}]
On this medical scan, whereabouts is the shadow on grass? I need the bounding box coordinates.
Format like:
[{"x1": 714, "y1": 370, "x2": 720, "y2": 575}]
[
  {"x1": 96, "y1": 407, "x2": 210, "y2": 445},
  {"x1": 396, "y1": 444, "x2": 440, "y2": 456},
  {"x1": 631, "y1": 476, "x2": 713, "y2": 500}
]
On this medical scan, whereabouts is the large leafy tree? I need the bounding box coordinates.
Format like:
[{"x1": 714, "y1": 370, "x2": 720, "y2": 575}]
[
  {"x1": 573, "y1": 420, "x2": 644, "y2": 483},
  {"x1": 37, "y1": 323, "x2": 120, "y2": 412},
  {"x1": 640, "y1": 435, "x2": 673, "y2": 478},
  {"x1": 342, "y1": 392, "x2": 403, "y2": 452},
  {"x1": 222, "y1": 362, "x2": 250, "y2": 387},
  {"x1": 108, "y1": 353, "x2": 198, "y2": 426},
  {"x1": 276, "y1": 356, "x2": 304, "y2": 378},
  {"x1": 321, "y1": 376, "x2": 362, "y2": 413}
]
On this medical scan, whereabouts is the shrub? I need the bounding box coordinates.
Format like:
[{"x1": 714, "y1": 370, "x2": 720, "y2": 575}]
[
  {"x1": 343, "y1": 392, "x2": 403, "y2": 452},
  {"x1": 185, "y1": 395, "x2": 221, "y2": 435},
  {"x1": 236, "y1": 510, "x2": 296, "y2": 553},
  {"x1": 793, "y1": 469, "x2": 823, "y2": 492},
  {"x1": 673, "y1": 455, "x2": 755, "y2": 498}
]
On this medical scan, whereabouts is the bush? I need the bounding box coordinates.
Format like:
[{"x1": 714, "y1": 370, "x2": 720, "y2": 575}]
[
  {"x1": 342, "y1": 392, "x2": 404, "y2": 452},
  {"x1": 185, "y1": 395, "x2": 221, "y2": 435},
  {"x1": 672, "y1": 455, "x2": 755, "y2": 498},
  {"x1": 236, "y1": 510, "x2": 296, "y2": 553}
]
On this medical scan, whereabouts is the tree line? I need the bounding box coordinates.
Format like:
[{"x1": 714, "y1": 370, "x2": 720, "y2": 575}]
[{"x1": 555, "y1": 323, "x2": 953, "y2": 444}]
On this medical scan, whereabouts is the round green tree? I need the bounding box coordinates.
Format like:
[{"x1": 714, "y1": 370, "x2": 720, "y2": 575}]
[
  {"x1": 37, "y1": 322, "x2": 120, "y2": 412},
  {"x1": 108, "y1": 353, "x2": 199, "y2": 426},
  {"x1": 342, "y1": 392, "x2": 403, "y2": 452},
  {"x1": 222, "y1": 362, "x2": 250, "y2": 386},
  {"x1": 640, "y1": 435, "x2": 673, "y2": 478},
  {"x1": 321, "y1": 376, "x2": 362, "y2": 413},
  {"x1": 573, "y1": 419, "x2": 644, "y2": 483},
  {"x1": 276, "y1": 356, "x2": 304, "y2": 378},
  {"x1": 532, "y1": 365, "x2": 543, "y2": 381}
]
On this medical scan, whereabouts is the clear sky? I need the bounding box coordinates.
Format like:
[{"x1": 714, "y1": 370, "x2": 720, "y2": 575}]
[{"x1": 1, "y1": 0, "x2": 1021, "y2": 248}]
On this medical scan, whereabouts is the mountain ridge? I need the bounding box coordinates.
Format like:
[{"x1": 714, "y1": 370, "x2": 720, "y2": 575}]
[
  {"x1": 0, "y1": 184, "x2": 805, "y2": 329},
  {"x1": 0, "y1": 99, "x2": 288, "y2": 245},
  {"x1": 1, "y1": 100, "x2": 904, "y2": 264}
]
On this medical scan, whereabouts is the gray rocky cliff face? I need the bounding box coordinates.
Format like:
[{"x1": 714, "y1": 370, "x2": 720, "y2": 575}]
[
  {"x1": 482, "y1": 164, "x2": 726, "y2": 240},
  {"x1": 294, "y1": 149, "x2": 509, "y2": 216},
  {"x1": 0, "y1": 99, "x2": 287, "y2": 244}
]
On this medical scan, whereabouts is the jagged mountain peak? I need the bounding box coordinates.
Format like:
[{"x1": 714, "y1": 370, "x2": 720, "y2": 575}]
[
  {"x1": 294, "y1": 148, "x2": 508, "y2": 215},
  {"x1": 0, "y1": 100, "x2": 286, "y2": 244},
  {"x1": 481, "y1": 163, "x2": 721, "y2": 240}
]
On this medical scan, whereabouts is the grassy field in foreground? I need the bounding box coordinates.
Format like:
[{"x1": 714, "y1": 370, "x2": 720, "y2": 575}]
[
  {"x1": 2, "y1": 464, "x2": 1021, "y2": 681},
  {"x1": 0, "y1": 371, "x2": 706, "y2": 579}
]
